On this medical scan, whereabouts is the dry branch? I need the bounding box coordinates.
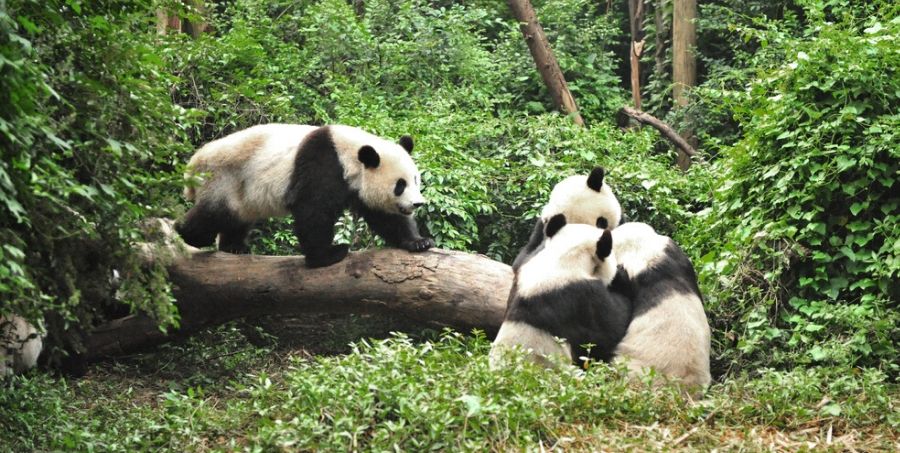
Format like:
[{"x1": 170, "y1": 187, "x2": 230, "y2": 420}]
[
  {"x1": 619, "y1": 106, "x2": 698, "y2": 158},
  {"x1": 85, "y1": 247, "x2": 513, "y2": 360}
]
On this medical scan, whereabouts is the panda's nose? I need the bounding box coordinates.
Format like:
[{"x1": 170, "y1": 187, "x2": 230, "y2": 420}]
[{"x1": 413, "y1": 202, "x2": 425, "y2": 209}]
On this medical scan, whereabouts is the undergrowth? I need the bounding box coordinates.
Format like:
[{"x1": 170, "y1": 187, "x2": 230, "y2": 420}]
[{"x1": 1, "y1": 330, "x2": 896, "y2": 451}]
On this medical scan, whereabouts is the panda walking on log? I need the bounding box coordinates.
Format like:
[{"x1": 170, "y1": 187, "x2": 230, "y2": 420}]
[
  {"x1": 512, "y1": 167, "x2": 623, "y2": 271},
  {"x1": 490, "y1": 214, "x2": 634, "y2": 369},
  {"x1": 176, "y1": 124, "x2": 434, "y2": 268}
]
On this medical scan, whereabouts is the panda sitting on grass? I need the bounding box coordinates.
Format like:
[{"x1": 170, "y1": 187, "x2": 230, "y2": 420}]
[
  {"x1": 512, "y1": 167, "x2": 623, "y2": 270},
  {"x1": 176, "y1": 124, "x2": 434, "y2": 268},
  {"x1": 490, "y1": 214, "x2": 634, "y2": 369},
  {"x1": 508, "y1": 167, "x2": 711, "y2": 393}
]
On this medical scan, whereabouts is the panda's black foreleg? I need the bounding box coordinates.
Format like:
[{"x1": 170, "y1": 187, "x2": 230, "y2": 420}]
[
  {"x1": 176, "y1": 201, "x2": 223, "y2": 248},
  {"x1": 355, "y1": 203, "x2": 434, "y2": 252},
  {"x1": 291, "y1": 207, "x2": 348, "y2": 268}
]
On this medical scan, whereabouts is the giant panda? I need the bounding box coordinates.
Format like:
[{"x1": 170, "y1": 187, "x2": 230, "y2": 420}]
[
  {"x1": 512, "y1": 167, "x2": 623, "y2": 270},
  {"x1": 1, "y1": 315, "x2": 43, "y2": 377},
  {"x1": 176, "y1": 124, "x2": 435, "y2": 268},
  {"x1": 490, "y1": 214, "x2": 633, "y2": 369},
  {"x1": 611, "y1": 222, "x2": 711, "y2": 392}
]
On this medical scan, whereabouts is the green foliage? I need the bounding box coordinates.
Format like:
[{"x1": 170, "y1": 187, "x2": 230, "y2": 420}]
[
  {"x1": 0, "y1": 0, "x2": 705, "y2": 362},
  {"x1": 163, "y1": 0, "x2": 700, "y2": 260},
  {"x1": 2, "y1": 0, "x2": 894, "y2": 385},
  {"x1": 1, "y1": 331, "x2": 896, "y2": 450},
  {"x1": 0, "y1": 0, "x2": 190, "y2": 360},
  {"x1": 688, "y1": 14, "x2": 900, "y2": 372}
]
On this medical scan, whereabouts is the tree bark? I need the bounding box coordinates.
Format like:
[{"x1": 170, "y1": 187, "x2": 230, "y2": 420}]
[
  {"x1": 182, "y1": 0, "x2": 209, "y2": 38},
  {"x1": 155, "y1": 9, "x2": 181, "y2": 35},
  {"x1": 628, "y1": 0, "x2": 645, "y2": 109},
  {"x1": 619, "y1": 106, "x2": 697, "y2": 158},
  {"x1": 507, "y1": 0, "x2": 584, "y2": 126},
  {"x1": 156, "y1": 1, "x2": 208, "y2": 38},
  {"x1": 672, "y1": 0, "x2": 697, "y2": 169},
  {"x1": 85, "y1": 248, "x2": 512, "y2": 360},
  {"x1": 672, "y1": 0, "x2": 696, "y2": 107},
  {"x1": 352, "y1": 0, "x2": 365, "y2": 18}
]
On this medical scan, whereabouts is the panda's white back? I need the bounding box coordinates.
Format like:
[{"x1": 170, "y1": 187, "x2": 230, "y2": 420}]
[
  {"x1": 237, "y1": 124, "x2": 318, "y2": 220},
  {"x1": 611, "y1": 222, "x2": 668, "y2": 275},
  {"x1": 188, "y1": 124, "x2": 316, "y2": 221}
]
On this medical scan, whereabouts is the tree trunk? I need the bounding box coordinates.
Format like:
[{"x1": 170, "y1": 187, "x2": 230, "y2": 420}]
[
  {"x1": 507, "y1": 0, "x2": 584, "y2": 126},
  {"x1": 156, "y1": 1, "x2": 208, "y2": 38},
  {"x1": 352, "y1": 0, "x2": 365, "y2": 18},
  {"x1": 672, "y1": 0, "x2": 696, "y2": 169},
  {"x1": 672, "y1": 0, "x2": 696, "y2": 107},
  {"x1": 155, "y1": 9, "x2": 181, "y2": 35},
  {"x1": 182, "y1": 0, "x2": 209, "y2": 38},
  {"x1": 84, "y1": 248, "x2": 512, "y2": 360},
  {"x1": 628, "y1": 0, "x2": 645, "y2": 109}
]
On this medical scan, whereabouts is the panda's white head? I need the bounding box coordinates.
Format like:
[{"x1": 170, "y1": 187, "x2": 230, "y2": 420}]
[
  {"x1": 333, "y1": 125, "x2": 425, "y2": 216},
  {"x1": 540, "y1": 167, "x2": 622, "y2": 229},
  {"x1": 516, "y1": 214, "x2": 618, "y2": 298}
]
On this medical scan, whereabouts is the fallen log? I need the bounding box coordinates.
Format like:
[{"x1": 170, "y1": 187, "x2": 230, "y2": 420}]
[
  {"x1": 85, "y1": 247, "x2": 513, "y2": 360},
  {"x1": 619, "y1": 106, "x2": 698, "y2": 158}
]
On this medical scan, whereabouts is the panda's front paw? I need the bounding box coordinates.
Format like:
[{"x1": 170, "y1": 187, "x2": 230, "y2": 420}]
[
  {"x1": 305, "y1": 244, "x2": 350, "y2": 268},
  {"x1": 402, "y1": 238, "x2": 435, "y2": 252}
]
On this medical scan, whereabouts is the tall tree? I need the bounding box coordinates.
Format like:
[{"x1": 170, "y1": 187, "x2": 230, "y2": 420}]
[
  {"x1": 672, "y1": 0, "x2": 696, "y2": 169},
  {"x1": 155, "y1": 0, "x2": 209, "y2": 38},
  {"x1": 628, "y1": 0, "x2": 646, "y2": 109},
  {"x1": 507, "y1": 0, "x2": 584, "y2": 125}
]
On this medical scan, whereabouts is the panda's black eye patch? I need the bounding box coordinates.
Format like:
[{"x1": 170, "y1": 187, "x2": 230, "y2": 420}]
[
  {"x1": 394, "y1": 178, "x2": 407, "y2": 196},
  {"x1": 596, "y1": 216, "x2": 608, "y2": 229}
]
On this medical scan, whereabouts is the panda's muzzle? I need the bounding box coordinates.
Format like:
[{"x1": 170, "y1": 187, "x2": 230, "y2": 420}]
[{"x1": 398, "y1": 202, "x2": 424, "y2": 216}]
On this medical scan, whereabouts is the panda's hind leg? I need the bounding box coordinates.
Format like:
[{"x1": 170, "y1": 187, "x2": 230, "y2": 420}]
[{"x1": 218, "y1": 220, "x2": 252, "y2": 254}]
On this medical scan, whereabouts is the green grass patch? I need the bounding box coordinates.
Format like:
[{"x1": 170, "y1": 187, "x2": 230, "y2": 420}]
[{"x1": 2, "y1": 329, "x2": 896, "y2": 451}]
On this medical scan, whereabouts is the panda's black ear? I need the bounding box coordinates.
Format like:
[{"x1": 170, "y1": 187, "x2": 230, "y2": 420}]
[
  {"x1": 358, "y1": 145, "x2": 380, "y2": 169},
  {"x1": 399, "y1": 135, "x2": 414, "y2": 154},
  {"x1": 596, "y1": 229, "x2": 613, "y2": 260},
  {"x1": 587, "y1": 167, "x2": 605, "y2": 192},
  {"x1": 545, "y1": 214, "x2": 567, "y2": 238}
]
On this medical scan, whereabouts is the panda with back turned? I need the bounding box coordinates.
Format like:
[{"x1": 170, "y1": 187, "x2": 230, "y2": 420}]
[
  {"x1": 611, "y1": 222, "x2": 711, "y2": 391},
  {"x1": 176, "y1": 124, "x2": 434, "y2": 268},
  {"x1": 490, "y1": 214, "x2": 634, "y2": 369},
  {"x1": 512, "y1": 167, "x2": 623, "y2": 270}
]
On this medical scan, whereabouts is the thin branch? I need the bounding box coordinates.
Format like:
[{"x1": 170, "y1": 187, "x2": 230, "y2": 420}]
[{"x1": 619, "y1": 106, "x2": 698, "y2": 158}]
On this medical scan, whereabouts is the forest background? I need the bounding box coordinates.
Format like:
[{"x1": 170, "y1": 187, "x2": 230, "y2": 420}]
[{"x1": 1, "y1": 0, "x2": 897, "y2": 450}]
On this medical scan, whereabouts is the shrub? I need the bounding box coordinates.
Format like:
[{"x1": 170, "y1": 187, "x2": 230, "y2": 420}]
[
  {"x1": 689, "y1": 14, "x2": 899, "y2": 373},
  {"x1": 0, "y1": 0, "x2": 190, "y2": 362}
]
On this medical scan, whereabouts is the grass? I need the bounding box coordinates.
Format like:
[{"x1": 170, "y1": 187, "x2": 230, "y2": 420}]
[{"x1": 1, "y1": 319, "x2": 897, "y2": 452}]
